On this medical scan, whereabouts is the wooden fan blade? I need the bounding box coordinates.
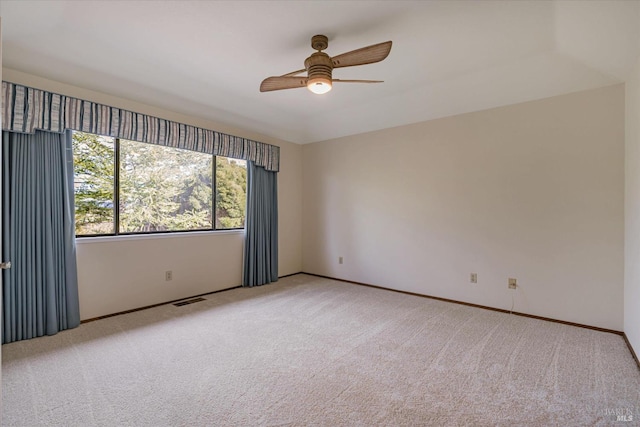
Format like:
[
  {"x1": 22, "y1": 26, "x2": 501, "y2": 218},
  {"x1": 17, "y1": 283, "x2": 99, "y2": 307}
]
[
  {"x1": 331, "y1": 41, "x2": 392, "y2": 68},
  {"x1": 332, "y1": 79, "x2": 384, "y2": 83},
  {"x1": 281, "y1": 69, "x2": 306, "y2": 77},
  {"x1": 260, "y1": 76, "x2": 308, "y2": 92}
]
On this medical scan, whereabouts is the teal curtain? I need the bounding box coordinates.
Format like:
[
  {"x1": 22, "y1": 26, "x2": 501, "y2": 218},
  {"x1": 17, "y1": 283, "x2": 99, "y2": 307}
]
[
  {"x1": 243, "y1": 161, "x2": 278, "y2": 287},
  {"x1": 2, "y1": 130, "x2": 80, "y2": 344}
]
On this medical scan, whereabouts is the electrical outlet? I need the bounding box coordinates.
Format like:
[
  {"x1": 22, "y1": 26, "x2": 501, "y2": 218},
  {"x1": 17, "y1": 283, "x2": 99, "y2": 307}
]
[
  {"x1": 508, "y1": 278, "x2": 517, "y2": 289},
  {"x1": 470, "y1": 273, "x2": 477, "y2": 283},
  {"x1": 165, "y1": 271, "x2": 173, "y2": 281},
  {"x1": 339, "y1": 257, "x2": 343, "y2": 265}
]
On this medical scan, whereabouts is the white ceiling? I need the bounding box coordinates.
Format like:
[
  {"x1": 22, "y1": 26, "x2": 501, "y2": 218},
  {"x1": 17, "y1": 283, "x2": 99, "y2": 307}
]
[{"x1": 1, "y1": 1, "x2": 639, "y2": 144}]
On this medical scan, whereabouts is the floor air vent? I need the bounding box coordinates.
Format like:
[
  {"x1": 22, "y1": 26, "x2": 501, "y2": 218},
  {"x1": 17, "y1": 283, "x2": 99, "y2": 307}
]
[{"x1": 173, "y1": 297, "x2": 206, "y2": 307}]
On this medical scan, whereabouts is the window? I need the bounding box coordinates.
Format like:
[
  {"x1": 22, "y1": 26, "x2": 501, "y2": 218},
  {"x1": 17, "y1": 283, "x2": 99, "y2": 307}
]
[
  {"x1": 72, "y1": 131, "x2": 246, "y2": 236},
  {"x1": 73, "y1": 132, "x2": 115, "y2": 235}
]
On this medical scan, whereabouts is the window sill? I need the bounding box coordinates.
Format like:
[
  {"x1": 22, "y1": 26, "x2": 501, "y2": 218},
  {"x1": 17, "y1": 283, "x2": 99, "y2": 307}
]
[{"x1": 75, "y1": 229, "x2": 244, "y2": 244}]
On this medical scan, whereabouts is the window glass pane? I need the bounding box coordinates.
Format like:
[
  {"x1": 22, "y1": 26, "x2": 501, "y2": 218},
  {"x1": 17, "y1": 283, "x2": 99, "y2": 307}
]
[
  {"x1": 119, "y1": 140, "x2": 213, "y2": 233},
  {"x1": 216, "y1": 157, "x2": 247, "y2": 229},
  {"x1": 73, "y1": 132, "x2": 115, "y2": 235}
]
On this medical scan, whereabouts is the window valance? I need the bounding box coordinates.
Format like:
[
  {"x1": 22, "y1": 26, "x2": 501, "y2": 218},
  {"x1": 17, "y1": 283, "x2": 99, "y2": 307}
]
[{"x1": 1, "y1": 81, "x2": 280, "y2": 172}]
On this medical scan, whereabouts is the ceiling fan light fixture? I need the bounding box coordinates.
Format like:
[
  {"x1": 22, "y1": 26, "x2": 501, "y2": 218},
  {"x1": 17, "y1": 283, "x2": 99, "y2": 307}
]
[
  {"x1": 260, "y1": 35, "x2": 392, "y2": 93},
  {"x1": 307, "y1": 76, "x2": 332, "y2": 94}
]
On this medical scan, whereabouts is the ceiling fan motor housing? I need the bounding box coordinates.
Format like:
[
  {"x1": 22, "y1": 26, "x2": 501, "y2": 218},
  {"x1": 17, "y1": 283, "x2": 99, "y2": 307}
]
[{"x1": 305, "y1": 52, "x2": 333, "y2": 86}]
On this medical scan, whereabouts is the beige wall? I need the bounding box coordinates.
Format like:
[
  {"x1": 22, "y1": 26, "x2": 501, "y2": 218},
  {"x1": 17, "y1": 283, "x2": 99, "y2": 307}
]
[
  {"x1": 2, "y1": 68, "x2": 303, "y2": 320},
  {"x1": 75, "y1": 233, "x2": 244, "y2": 319},
  {"x1": 303, "y1": 85, "x2": 625, "y2": 330},
  {"x1": 1, "y1": 68, "x2": 630, "y2": 333},
  {"x1": 625, "y1": 57, "x2": 640, "y2": 355}
]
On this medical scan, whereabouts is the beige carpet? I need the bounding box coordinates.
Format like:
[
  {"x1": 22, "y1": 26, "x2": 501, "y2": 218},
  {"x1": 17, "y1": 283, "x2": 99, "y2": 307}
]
[{"x1": 2, "y1": 274, "x2": 639, "y2": 426}]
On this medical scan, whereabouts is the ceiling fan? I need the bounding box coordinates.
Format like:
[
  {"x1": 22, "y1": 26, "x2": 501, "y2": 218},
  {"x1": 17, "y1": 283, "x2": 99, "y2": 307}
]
[{"x1": 260, "y1": 35, "x2": 392, "y2": 95}]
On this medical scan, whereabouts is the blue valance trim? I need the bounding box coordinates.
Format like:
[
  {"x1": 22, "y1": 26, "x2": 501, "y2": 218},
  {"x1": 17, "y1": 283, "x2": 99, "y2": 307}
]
[{"x1": 1, "y1": 81, "x2": 280, "y2": 172}]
